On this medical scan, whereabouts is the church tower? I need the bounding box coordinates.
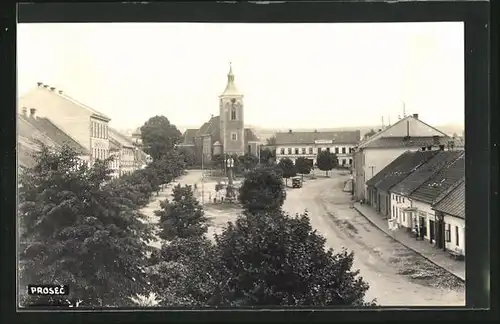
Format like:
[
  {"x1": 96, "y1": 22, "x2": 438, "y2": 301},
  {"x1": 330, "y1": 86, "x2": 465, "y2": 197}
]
[{"x1": 219, "y1": 62, "x2": 245, "y2": 156}]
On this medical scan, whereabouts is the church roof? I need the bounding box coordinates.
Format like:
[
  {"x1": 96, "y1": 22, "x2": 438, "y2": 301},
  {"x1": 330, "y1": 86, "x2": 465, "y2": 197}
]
[
  {"x1": 182, "y1": 129, "x2": 199, "y2": 144},
  {"x1": 244, "y1": 128, "x2": 260, "y2": 142},
  {"x1": 220, "y1": 63, "x2": 241, "y2": 96}
]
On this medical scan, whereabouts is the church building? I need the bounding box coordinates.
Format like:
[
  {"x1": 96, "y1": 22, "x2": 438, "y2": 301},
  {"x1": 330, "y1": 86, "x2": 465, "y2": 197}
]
[{"x1": 178, "y1": 63, "x2": 260, "y2": 162}]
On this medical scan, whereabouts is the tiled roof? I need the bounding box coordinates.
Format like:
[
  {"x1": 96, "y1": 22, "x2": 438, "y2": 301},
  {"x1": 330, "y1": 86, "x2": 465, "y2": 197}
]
[
  {"x1": 18, "y1": 143, "x2": 36, "y2": 169},
  {"x1": 432, "y1": 179, "x2": 465, "y2": 219},
  {"x1": 196, "y1": 115, "x2": 221, "y2": 143},
  {"x1": 109, "y1": 137, "x2": 121, "y2": 151},
  {"x1": 409, "y1": 152, "x2": 465, "y2": 204},
  {"x1": 182, "y1": 128, "x2": 199, "y2": 144},
  {"x1": 366, "y1": 151, "x2": 411, "y2": 187},
  {"x1": 19, "y1": 84, "x2": 110, "y2": 121},
  {"x1": 373, "y1": 150, "x2": 441, "y2": 191},
  {"x1": 390, "y1": 150, "x2": 464, "y2": 196},
  {"x1": 244, "y1": 128, "x2": 260, "y2": 142},
  {"x1": 109, "y1": 127, "x2": 135, "y2": 148},
  {"x1": 18, "y1": 115, "x2": 89, "y2": 155},
  {"x1": 275, "y1": 130, "x2": 360, "y2": 145},
  {"x1": 362, "y1": 136, "x2": 450, "y2": 149}
]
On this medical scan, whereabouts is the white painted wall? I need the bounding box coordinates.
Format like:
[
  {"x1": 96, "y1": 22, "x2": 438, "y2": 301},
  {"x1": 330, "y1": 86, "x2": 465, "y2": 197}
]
[
  {"x1": 412, "y1": 200, "x2": 436, "y2": 241},
  {"x1": 276, "y1": 144, "x2": 355, "y2": 165},
  {"x1": 443, "y1": 214, "x2": 465, "y2": 255},
  {"x1": 390, "y1": 193, "x2": 412, "y2": 228}
]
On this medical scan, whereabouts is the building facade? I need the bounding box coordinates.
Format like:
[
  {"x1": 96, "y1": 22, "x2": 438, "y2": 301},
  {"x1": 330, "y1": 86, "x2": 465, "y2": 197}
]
[
  {"x1": 274, "y1": 130, "x2": 360, "y2": 166},
  {"x1": 19, "y1": 82, "x2": 111, "y2": 164},
  {"x1": 353, "y1": 114, "x2": 450, "y2": 201}
]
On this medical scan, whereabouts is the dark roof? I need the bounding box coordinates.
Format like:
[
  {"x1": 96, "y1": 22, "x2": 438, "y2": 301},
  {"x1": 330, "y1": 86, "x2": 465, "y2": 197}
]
[
  {"x1": 196, "y1": 115, "x2": 221, "y2": 143},
  {"x1": 182, "y1": 128, "x2": 199, "y2": 144},
  {"x1": 432, "y1": 179, "x2": 465, "y2": 219},
  {"x1": 373, "y1": 150, "x2": 441, "y2": 191},
  {"x1": 409, "y1": 152, "x2": 465, "y2": 204},
  {"x1": 27, "y1": 116, "x2": 89, "y2": 154},
  {"x1": 390, "y1": 150, "x2": 464, "y2": 196},
  {"x1": 244, "y1": 128, "x2": 260, "y2": 142},
  {"x1": 18, "y1": 143, "x2": 36, "y2": 169},
  {"x1": 275, "y1": 130, "x2": 360, "y2": 145},
  {"x1": 362, "y1": 136, "x2": 450, "y2": 149}
]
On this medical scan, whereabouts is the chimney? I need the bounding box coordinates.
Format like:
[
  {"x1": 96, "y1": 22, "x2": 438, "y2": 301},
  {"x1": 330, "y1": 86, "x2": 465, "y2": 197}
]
[
  {"x1": 36, "y1": 82, "x2": 43, "y2": 87},
  {"x1": 413, "y1": 113, "x2": 419, "y2": 119},
  {"x1": 439, "y1": 145, "x2": 445, "y2": 151},
  {"x1": 50, "y1": 87, "x2": 56, "y2": 91},
  {"x1": 21, "y1": 107, "x2": 28, "y2": 117},
  {"x1": 43, "y1": 84, "x2": 49, "y2": 88},
  {"x1": 427, "y1": 145, "x2": 432, "y2": 151},
  {"x1": 58, "y1": 90, "x2": 63, "y2": 95},
  {"x1": 29, "y1": 108, "x2": 36, "y2": 118},
  {"x1": 421, "y1": 147, "x2": 426, "y2": 151},
  {"x1": 288, "y1": 129, "x2": 292, "y2": 133},
  {"x1": 432, "y1": 135, "x2": 440, "y2": 145}
]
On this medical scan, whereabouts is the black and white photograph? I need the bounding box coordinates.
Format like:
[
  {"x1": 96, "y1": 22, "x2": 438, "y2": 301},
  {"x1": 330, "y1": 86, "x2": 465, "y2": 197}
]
[{"x1": 17, "y1": 21, "x2": 466, "y2": 308}]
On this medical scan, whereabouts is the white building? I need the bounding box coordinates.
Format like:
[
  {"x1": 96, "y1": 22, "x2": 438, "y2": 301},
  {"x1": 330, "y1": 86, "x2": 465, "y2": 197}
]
[
  {"x1": 274, "y1": 130, "x2": 360, "y2": 166},
  {"x1": 388, "y1": 152, "x2": 464, "y2": 253},
  {"x1": 353, "y1": 113, "x2": 449, "y2": 201},
  {"x1": 19, "y1": 82, "x2": 111, "y2": 164},
  {"x1": 109, "y1": 127, "x2": 138, "y2": 176}
]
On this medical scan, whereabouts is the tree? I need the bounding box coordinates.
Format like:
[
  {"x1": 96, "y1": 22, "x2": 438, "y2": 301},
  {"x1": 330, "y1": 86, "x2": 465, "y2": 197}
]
[
  {"x1": 240, "y1": 153, "x2": 259, "y2": 171},
  {"x1": 140, "y1": 115, "x2": 182, "y2": 161},
  {"x1": 238, "y1": 166, "x2": 285, "y2": 212},
  {"x1": 19, "y1": 144, "x2": 154, "y2": 307},
  {"x1": 156, "y1": 184, "x2": 208, "y2": 241},
  {"x1": 266, "y1": 135, "x2": 277, "y2": 146},
  {"x1": 259, "y1": 147, "x2": 275, "y2": 165},
  {"x1": 316, "y1": 151, "x2": 337, "y2": 177},
  {"x1": 178, "y1": 147, "x2": 197, "y2": 168},
  {"x1": 209, "y1": 210, "x2": 374, "y2": 307},
  {"x1": 277, "y1": 157, "x2": 296, "y2": 186},
  {"x1": 295, "y1": 157, "x2": 312, "y2": 180},
  {"x1": 363, "y1": 129, "x2": 376, "y2": 140}
]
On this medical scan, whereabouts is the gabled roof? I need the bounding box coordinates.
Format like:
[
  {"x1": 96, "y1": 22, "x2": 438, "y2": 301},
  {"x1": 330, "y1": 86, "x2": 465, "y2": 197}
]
[
  {"x1": 390, "y1": 150, "x2": 464, "y2": 196},
  {"x1": 181, "y1": 128, "x2": 199, "y2": 144},
  {"x1": 358, "y1": 115, "x2": 448, "y2": 149},
  {"x1": 244, "y1": 128, "x2": 260, "y2": 142},
  {"x1": 275, "y1": 130, "x2": 360, "y2": 145},
  {"x1": 362, "y1": 136, "x2": 449, "y2": 149},
  {"x1": 372, "y1": 150, "x2": 441, "y2": 191},
  {"x1": 409, "y1": 152, "x2": 465, "y2": 204},
  {"x1": 109, "y1": 137, "x2": 121, "y2": 151},
  {"x1": 109, "y1": 127, "x2": 135, "y2": 148},
  {"x1": 19, "y1": 115, "x2": 89, "y2": 155},
  {"x1": 432, "y1": 179, "x2": 465, "y2": 219},
  {"x1": 20, "y1": 84, "x2": 110, "y2": 121},
  {"x1": 196, "y1": 115, "x2": 221, "y2": 143}
]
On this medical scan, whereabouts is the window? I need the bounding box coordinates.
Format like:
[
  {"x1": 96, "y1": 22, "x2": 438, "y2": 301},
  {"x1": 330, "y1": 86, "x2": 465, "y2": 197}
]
[
  {"x1": 392, "y1": 206, "x2": 395, "y2": 217},
  {"x1": 402, "y1": 197, "x2": 405, "y2": 203},
  {"x1": 308, "y1": 147, "x2": 313, "y2": 154},
  {"x1": 326, "y1": 147, "x2": 331, "y2": 153},
  {"x1": 335, "y1": 147, "x2": 339, "y2": 154},
  {"x1": 455, "y1": 226, "x2": 459, "y2": 245},
  {"x1": 295, "y1": 148, "x2": 299, "y2": 154},
  {"x1": 230, "y1": 107, "x2": 237, "y2": 120},
  {"x1": 231, "y1": 132, "x2": 237, "y2": 141},
  {"x1": 402, "y1": 211, "x2": 405, "y2": 222},
  {"x1": 445, "y1": 223, "x2": 451, "y2": 242},
  {"x1": 349, "y1": 158, "x2": 353, "y2": 165},
  {"x1": 342, "y1": 147, "x2": 346, "y2": 154},
  {"x1": 342, "y1": 159, "x2": 346, "y2": 165},
  {"x1": 318, "y1": 148, "x2": 322, "y2": 153},
  {"x1": 288, "y1": 148, "x2": 292, "y2": 154},
  {"x1": 301, "y1": 148, "x2": 306, "y2": 154},
  {"x1": 280, "y1": 148, "x2": 285, "y2": 155}
]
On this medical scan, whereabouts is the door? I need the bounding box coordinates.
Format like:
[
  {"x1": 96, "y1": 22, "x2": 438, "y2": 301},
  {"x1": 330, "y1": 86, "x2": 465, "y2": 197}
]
[
  {"x1": 419, "y1": 216, "x2": 426, "y2": 239},
  {"x1": 429, "y1": 220, "x2": 435, "y2": 242},
  {"x1": 436, "y1": 219, "x2": 444, "y2": 249}
]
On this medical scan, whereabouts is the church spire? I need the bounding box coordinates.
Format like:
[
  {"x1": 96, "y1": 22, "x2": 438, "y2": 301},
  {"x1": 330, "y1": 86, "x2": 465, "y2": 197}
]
[{"x1": 221, "y1": 61, "x2": 240, "y2": 96}]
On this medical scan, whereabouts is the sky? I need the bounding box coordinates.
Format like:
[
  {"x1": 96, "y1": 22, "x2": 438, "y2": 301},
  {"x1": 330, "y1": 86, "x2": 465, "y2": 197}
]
[{"x1": 17, "y1": 22, "x2": 464, "y2": 131}]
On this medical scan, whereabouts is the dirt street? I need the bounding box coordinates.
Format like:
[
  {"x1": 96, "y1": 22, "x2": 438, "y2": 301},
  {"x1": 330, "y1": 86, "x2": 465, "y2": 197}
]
[{"x1": 282, "y1": 170, "x2": 465, "y2": 306}]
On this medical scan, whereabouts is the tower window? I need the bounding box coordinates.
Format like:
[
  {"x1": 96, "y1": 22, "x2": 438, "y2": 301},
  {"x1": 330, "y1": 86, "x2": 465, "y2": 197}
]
[
  {"x1": 230, "y1": 107, "x2": 237, "y2": 120},
  {"x1": 231, "y1": 132, "x2": 237, "y2": 141}
]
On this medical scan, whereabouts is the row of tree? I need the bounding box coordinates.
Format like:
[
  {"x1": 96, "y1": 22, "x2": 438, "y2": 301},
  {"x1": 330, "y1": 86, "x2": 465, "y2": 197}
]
[{"x1": 277, "y1": 151, "x2": 339, "y2": 185}]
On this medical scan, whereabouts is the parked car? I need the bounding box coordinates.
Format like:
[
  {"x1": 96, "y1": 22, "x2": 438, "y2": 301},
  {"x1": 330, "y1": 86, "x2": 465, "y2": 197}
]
[{"x1": 292, "y1": 176, "x2": 303, "y2": 188}]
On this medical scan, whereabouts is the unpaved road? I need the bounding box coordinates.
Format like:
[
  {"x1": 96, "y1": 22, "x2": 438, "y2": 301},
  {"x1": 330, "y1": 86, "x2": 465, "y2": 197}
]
[
  {"x1": 141, "y1": 170, "x2": 465, "y2": 306},
  {"x1": 283, "y1": 171, "x2": 465, "y2": 306}
]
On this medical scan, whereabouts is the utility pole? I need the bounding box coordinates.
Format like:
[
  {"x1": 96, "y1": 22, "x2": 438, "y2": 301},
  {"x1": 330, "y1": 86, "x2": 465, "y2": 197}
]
[{"x1": 402, "y1": 101, "x2": 406, "y2": 118}]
